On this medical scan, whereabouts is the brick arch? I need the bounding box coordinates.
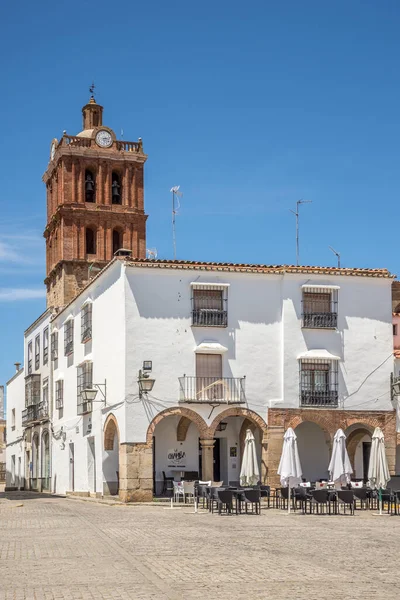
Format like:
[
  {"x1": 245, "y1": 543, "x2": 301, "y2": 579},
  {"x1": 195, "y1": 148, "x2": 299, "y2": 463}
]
[
  {"x1": 177, "y1": 417, "x2": 193, "y2": 442},
  {"x1": 208, "y1": 407, "x2": 267, "y2": 440},
  {"x1": 146, "y1": 407, "x2": 209, "y2": 445},
  {"x1": 286, "y1": 413, "x2": 334, "y2": 444},
  {"x1": 341, "y1": 416, "x2": 383, "y2": 432},
  {"x1": 104, "y1": 413, "x2": 119, "y2": 451}
]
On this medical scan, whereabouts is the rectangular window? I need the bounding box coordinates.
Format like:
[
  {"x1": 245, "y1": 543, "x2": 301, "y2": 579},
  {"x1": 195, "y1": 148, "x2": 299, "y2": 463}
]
[
  {"x1": 299, "y1": 360, "x2": 338, "y2": 407},
  {"x1": 64, "y1": 320, "x2": 74, "y2": 356},
  {"x1": 192, "y1": 285, "x2": 228, "y2": 327},
  {"x1": 25, "y1": 374, "x2": 41, "y2": 407},
  {"x1": 81, "y1": 303, "x2": 92, "y2": 343},
  {"x1": 11, "y1": 408, "x2": 15, "y2": 430},
  {"x1": 34, "y1": 335, "x2": 40, "y2": 370},
  {"x1": 27, "y1": 342, "x2": 33, "y2": 375},
  {"x1": 77, "y1": 362, "x2": 93, "y2": 414},
  {"x1": 43, "y1": 328, "x2": 49, "y2": 365},
  {"x1": 38, "y1": 378, "x2": 49, "y2": 420},
  {"x1": 302, "y1": 286, "x2": 338, "y2": 328},
  {"x1": 195, "y1": 353, "x2": 223, "y2": 400},
  {"x1": 51, "y1": 331, "x2": 58, "y2": 361},
  {"x1": 55, "y1": 380, "x2": 64, "y2": 409}
]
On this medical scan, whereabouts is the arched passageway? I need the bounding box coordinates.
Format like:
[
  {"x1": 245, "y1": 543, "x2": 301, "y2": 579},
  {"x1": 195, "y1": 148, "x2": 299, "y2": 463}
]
[
  {"x1": 103, "y1": 414, "x2": 120, "y2": 495},
  {"x1": 345, "y1": 424, "x2": 373, "y2": 481},
  {"x1": 295, "y1": 421, "x2": 331, "y2": 482}
]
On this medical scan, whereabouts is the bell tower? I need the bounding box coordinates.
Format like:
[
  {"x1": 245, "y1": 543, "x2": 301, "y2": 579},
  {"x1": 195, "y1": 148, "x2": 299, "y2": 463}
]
[{"x1": 43, "y1": 94, "x2": 147, "y2": 309}]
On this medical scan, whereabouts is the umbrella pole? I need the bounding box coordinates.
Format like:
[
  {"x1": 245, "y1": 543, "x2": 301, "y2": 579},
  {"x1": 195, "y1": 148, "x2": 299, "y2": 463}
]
[{"x1": 288, "y1": 484, "x2": 291, "y2": 514}]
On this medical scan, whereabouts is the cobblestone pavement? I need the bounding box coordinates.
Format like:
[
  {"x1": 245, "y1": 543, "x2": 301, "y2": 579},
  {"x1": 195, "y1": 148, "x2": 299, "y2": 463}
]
[{"x1": 1, "y1": 491, "x2": 399, "y2": 599}]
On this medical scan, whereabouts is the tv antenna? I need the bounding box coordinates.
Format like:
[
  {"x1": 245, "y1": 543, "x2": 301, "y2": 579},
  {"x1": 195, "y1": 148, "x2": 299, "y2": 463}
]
[
  {"x1": 329, "y1": 246, "x2": 341, "y2": 268},
  {"x1": 146, "y1": 248, "x2": 158, "y2": 260},
  {"x1": 289, "y1": 199, "x2": 312, "y2": 266},
  {"x1": 170, "y1": 186, "x2": 183, "y2": 260}
]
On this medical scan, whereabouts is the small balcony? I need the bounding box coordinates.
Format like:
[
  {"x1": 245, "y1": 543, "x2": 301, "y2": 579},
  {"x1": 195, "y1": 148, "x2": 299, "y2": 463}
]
[
  {"x1": 179, "y1": 376, "x2": 246, "y2": 404},
  {"x1": 192, "y1": 309, "x2": 228, "y2": 327},
  {"x1": 37, "y1": 401, "x2": 49, "y2": 420},
  {"x1": 302, "y1": 312, "x2": 338, "y2": 329},
  {"x1": 22, "y1": 406, "x2": 38, "y2": 426},
  {"x1": 300, "y1": 389, "x2": 339, "y2": 408}
]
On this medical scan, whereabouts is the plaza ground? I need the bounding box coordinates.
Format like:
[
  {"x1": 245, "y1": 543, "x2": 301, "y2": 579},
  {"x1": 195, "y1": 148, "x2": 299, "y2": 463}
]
[{"x1": 0, "y1": 489, "x2": 398, "y2": 599}]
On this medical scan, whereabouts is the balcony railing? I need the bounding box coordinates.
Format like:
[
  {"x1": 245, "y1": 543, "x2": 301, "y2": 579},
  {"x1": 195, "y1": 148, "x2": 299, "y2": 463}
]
[
  {"x1": 192, "y1": 309, "x2": 228, "y2": 327},
  {"x1": 22, "y1": 405, "x2": 37, "y2": 426},
  {"x1": 179, "y1": 376, "x2": 246, "y2": 404},
  {"x1": 57, "y1": 135, "x2": 142, "y2": 153},
  {"x1": 300, "y1": 389, "x2": 339, "y2": 407},
  {"x1": 302, "y1": 312, "x2": 337, "y2": 328},
  {"x1": 37, "y1": 401, "x2": 49, "y2": 420}
]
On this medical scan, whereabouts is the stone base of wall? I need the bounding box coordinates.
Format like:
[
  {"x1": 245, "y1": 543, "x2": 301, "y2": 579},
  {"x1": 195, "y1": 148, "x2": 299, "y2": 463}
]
[
  {"x1": 119, "y1": 442, "x2": 153, "y2": 503},
  {"x1": 267, "y1": 407, "x2": 397, "y2": 488}
]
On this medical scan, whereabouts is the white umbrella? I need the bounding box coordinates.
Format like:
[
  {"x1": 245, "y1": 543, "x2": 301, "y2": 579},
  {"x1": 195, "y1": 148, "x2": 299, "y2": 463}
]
[
  {"x1": 277, "y1": 427, "x2": 303, "y2": 513},
  {"x1": 240, "y1": 429, "x2": 260, "y2": 486},
  {"x1": 368, "y1": 427, "x2": 390, "y2": 515},
  {"x1": 328, "y1": 429, "x2": 353, "y2": 489}
]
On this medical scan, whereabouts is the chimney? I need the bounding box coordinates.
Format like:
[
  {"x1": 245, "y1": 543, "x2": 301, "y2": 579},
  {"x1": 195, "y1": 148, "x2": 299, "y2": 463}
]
[{"x1": 14, "y1": 362, "x2": 21, "y2": 373}]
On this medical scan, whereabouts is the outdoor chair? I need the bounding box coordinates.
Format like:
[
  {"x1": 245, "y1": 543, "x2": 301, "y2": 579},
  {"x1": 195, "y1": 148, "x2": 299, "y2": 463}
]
[
  {"x1": 239, "y1": 489, "x2": 261, "y2": 514},
  {"x1": 162, "y1": 471, "x2": 174, "y2": 496},
  {"x1": 380, "y1": 489, "x2": 394, "y2": 513},
  {"x1": 293, "y1": 486, "x2": 308, "y2": 511},
  {"x1": 214, "y1": 490, "x2": 234, "y2": 515},
  {"x1": 390, "y1": 490, "x2": 400, "y2": 515},
  {"x1": 209, "y1": 487, "x2": 226, "y2": 513},
  {"x1": 183, "y1": 481, "x2": 195, "y2": 504},
  {"x1": 305, "y1": 489, "x2": 331, "y2": 515},
  {"x1": 259, "y1": 485, "x2": 271, "y2": 508},
  {"x1": 181, "y1": 471, "x2": 199, "y2": 481},
  {"x1": 335, "y1": 490, "x2": 355, "y2": 515},
  {"x1": 352, "y1": 488, "x2": 369, "y2": 510},
  {"x1": 173, "y1": 481, "x2": 184, "y2": 503},
  {"x1": 197, "y1": 484, "x2": 209, "y2": 508},
  {"x1": 277, "y1": 487, "x2": 292, "y2": 511}
]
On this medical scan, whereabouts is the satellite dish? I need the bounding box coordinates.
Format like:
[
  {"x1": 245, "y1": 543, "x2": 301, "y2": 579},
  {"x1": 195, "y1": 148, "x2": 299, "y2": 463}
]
[{"x1": 146, "y1": 248, "x2": 158, "y2": 260}]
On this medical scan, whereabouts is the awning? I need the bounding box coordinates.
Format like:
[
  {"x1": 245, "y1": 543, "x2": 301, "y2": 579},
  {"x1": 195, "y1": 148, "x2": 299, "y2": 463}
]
[
  {"x1": 297, "y1": 349, "x2": 340, "y2": 361},
  {"x1": 301, "y1": 284, "x2": 340, "y2": 290},
  {"x1": 195, "y1": 342, "x2": 228, "y2": 354},
  {"x1": 190, "y1": 282, "x2": 230, "y2": 288}
]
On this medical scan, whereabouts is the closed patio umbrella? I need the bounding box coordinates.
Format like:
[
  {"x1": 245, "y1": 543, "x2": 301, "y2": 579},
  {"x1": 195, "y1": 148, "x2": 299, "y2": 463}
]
[
  {"x1": 328, "y1": 429, "x2": 353, "y2": 489},
  {"x1": 277, "y1": 427, "x2": 303, "y2": 513},
  {"x1": 368, "y1": 427, "x2": 390, "y2": 515},
  {"x1": 240, "y1": 429, "x2": 260, "y2": 486}
]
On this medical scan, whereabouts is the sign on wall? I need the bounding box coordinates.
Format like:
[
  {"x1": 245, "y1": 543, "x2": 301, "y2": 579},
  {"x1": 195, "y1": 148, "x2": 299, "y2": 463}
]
[{"x1": 167, "y1": 448, "x2": 186, "y2": 468}]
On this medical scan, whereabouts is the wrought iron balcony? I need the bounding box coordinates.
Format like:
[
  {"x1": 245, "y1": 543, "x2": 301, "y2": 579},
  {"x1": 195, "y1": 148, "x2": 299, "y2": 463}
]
[
  {"x1": 37, "y1": 401, "x2": 49, "y2": 421},
  {"x1": 192, "y1": 309, "x2": 228, "y2": 327},
  {"x1": 300, "y1": 389, "x2": 339, "y2": 407},
  {"x1": 179, "y1": 376, "x2": 246, "y2": 404},
  {"x1": 302, "y1": 312, "x2": 337, "y2": 329},
  {"x1": 22, "y1": 406, "x2": 37, "y2": 426}
]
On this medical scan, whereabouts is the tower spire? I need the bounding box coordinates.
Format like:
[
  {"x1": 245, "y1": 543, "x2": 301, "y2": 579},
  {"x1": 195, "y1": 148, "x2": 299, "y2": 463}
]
[{"x1": 82, "y1": 84, "x2": 103, "y2": 130}]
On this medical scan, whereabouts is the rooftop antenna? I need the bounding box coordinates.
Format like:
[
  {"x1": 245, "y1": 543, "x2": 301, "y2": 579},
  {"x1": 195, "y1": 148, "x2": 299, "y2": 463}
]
[
  {"x1": 329, "y1": 246, "x2": 341, "y2": 268},
  {"x1": 289, "y1": 199, "x2": 312, "y2": 266},
  {"x1": 170, "y1": 186, "x2": 183, "y2": 260}
]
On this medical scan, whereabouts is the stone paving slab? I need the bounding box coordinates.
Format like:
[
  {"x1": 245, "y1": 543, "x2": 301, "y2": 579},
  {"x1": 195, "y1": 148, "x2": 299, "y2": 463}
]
[{"x1": 0, "y1": 492, "x2": 399, "y2": 599}]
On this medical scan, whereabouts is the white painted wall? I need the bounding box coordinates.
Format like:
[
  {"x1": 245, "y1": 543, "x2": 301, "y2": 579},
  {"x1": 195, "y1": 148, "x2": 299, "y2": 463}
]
[{"x1": 6, "y1": 370, "x2": 24, "y2": 488}]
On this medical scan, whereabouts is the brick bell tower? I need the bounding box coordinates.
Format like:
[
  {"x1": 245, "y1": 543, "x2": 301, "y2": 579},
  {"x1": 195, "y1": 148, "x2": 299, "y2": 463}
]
[{"x1": 42, "y1": 93, "x2": 147, "y2": 309}]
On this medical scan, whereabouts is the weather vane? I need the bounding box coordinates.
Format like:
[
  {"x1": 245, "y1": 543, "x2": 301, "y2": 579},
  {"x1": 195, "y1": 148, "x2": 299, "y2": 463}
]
[{"x1": 89, "y1": 81, "x2": 95, "y2": 98}]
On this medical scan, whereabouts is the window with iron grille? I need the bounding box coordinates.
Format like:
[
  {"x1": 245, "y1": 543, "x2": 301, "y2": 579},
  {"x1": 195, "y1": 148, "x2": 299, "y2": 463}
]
[
  {"x1": 77, "y1": 362, "x2": 93, "y2": 414},
  {"x1": 25, "y1": 374, "x2": 41, "y2": 407},
  {"x1": 64, "y1": 320, "x2": 74, "y2": 356},
  {"x1": 43, "y1": 328, "x2": 49, "y2": 365},
  {"x1": 81, "y1": 303, "x2": 92, "y2": 343},
  {"x1": 51, "y1": 331, "x2": 58, "y2": 361},
  {"x1": 192, "y1": 285, "x2": 228, "y2": 327},
  {"x1": 34, "y1": 335, "x2": 40, "y2": 370},
  {"x1": 302, "y1": 286, "x2": 338, "y2": 329},
  {"x1": 55, "y1": 379, "x2": 64, "y2": 409},
  {"x1": 299, "y1": 359, "x2": 338, "y2": 407},
  {"x1": 27, "y1": 342, "x2": 33, "y2": 374}
]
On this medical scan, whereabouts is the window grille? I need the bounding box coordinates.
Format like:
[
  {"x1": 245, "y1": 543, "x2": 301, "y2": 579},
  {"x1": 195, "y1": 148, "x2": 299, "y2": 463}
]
[
  {"x1": 34, "y1": 335, "x2": 40, "y2": 370},
  {"x1": 302, "y1": 287, "x2": 338, "y2": 328},
  {"x1": 81, "y1": 303, "x2": 92, "y2": 343},
  {"x1": 25, "y1": 374, "x2": 41, "y2": 407},
  {"x1": 192, "y1": 286, "x2": 228, "y2": 327},
  {"x1": 299, "y1": 359, "x2": 338, "y2": 407},
  {"x1": 43, "y1": 328, "x2": 49, "y2": 365},
  {"x1": 55, "y1": 380, "x2": 64, "y2": 409},
  {"x1": 27, "y1": 342, "x2": 33, "y2": 374},
  {"x1": 64, "y1": 320, "x2": 74, "y2": 356},
  {"x1": 51, "y1": 331, "x2": 58, "y2": 361},
  {"x1": 77, "y1": 362, "x2": 93, "y2": 414}
]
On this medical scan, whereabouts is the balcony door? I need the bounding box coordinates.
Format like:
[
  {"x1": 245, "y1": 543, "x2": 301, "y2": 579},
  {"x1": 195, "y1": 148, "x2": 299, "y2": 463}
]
[{"x1": 195, "y1": 354, "x2": 222, "y2": 401}]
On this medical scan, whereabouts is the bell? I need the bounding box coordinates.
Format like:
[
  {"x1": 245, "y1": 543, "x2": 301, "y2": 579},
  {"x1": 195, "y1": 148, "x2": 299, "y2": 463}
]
[
  {"x1": 85, "y1": 177, "x2": 95, "y2": 193},
  {"x1": 112, "y1": 180, "x2": 120, "y2": 200}
]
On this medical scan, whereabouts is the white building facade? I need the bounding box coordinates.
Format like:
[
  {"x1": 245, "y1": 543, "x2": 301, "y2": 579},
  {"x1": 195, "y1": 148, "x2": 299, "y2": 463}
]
[{"x1": 7, "y1": 257, "x2": 395, "y2": 500}]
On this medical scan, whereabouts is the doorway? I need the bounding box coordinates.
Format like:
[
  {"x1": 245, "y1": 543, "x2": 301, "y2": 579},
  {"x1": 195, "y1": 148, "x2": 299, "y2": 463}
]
[
  {"x1": 87, "y1": 437, "x2": 96, "y2": 494},
  {"x1": 69, "y1": 443, "x2": 75, "y2": 492},
  {"x1": 363, "y1": 442, "x2": 371, "y2": 483}
]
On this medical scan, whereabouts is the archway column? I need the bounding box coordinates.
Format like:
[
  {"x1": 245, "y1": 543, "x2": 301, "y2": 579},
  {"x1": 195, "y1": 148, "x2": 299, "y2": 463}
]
[
  {"x1": 265, "y1": 426, "x2": 284, "y2": 488},
  {"x1": 199, "y1": 439, "x2": 215, "y2": 481},
  {"x1": 119, "y1": 442, "x2": 153, "y2": 503}
]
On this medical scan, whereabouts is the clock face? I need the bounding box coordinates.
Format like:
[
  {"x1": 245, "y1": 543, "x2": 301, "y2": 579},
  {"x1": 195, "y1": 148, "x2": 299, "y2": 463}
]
[{"x1": 95, "y1": 130, "x2": 113, "y2": 148}]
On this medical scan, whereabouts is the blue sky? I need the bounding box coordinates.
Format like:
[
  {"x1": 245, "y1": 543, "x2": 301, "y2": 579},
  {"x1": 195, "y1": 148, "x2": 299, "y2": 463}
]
[{"x1": 0, "y1": 0, "x2": 400, "y2": 386}]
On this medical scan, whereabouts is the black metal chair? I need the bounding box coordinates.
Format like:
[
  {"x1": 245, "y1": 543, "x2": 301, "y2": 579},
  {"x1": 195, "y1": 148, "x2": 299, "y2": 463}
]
[
  {"x1": 390, "y1": 490, "x2": 400, "y2": 515},
  {"x1": 259, "y1": 485, "x2": 271, "y2": 508},
  {"x1": 239, "y1": 489, "x2": 261, "y2": 514},
  {"x1": 293, "y1": 486, "x2": 308, "y2": 511},
  {"x1": 209, "y1": 487, "x2": 226, "y2": 513},
  {"x1": 335, "y1": 490, "x2": 355, "y2": 515},
  {"x1": 352, "y1": 488, "x2": 369, "y2": 510},
  {"x1": 215, "y1": 490, "x2": 234, "y2": 515},
  {"x1": 180, "y1": 471, "x2": 199, "y2": 481},
  {"x1": 277, "y1": 487, "x2": 291, "y2": 510},
  {"x1": 305, "y1": 489, "x2": 331, "y2": 514},
  {"x1": 162, "y1": 471, "x2": 174, "y2": 496}
]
